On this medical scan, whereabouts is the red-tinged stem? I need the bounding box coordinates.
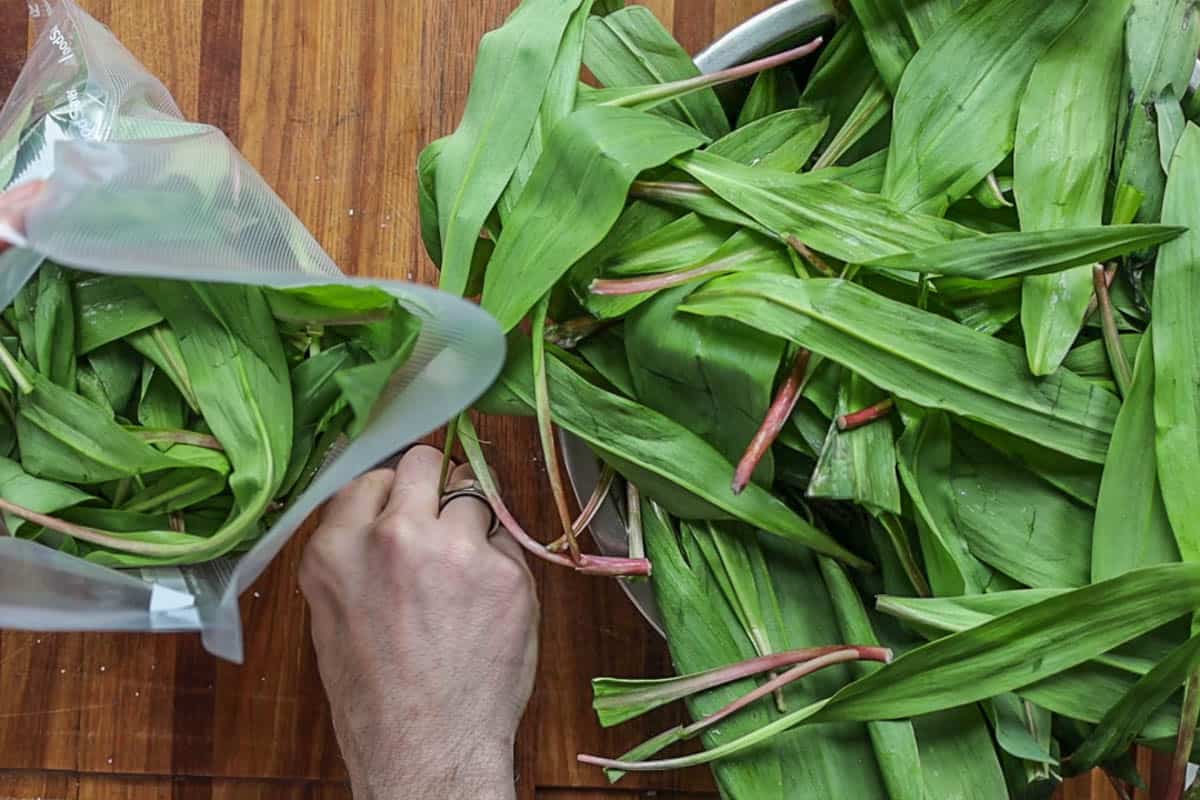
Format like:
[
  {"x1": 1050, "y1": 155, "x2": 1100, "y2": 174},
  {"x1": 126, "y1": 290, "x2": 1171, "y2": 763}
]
[
  {"x1": 731, "y1": 350, "x2": 811, "y2": 494},
  {"x1": 578, "y1": 647, "x2": 892, "y2": 771},
  {"x1": 576, "y1": 554, "x2": 653, "y2": 577},
  {"x1": 458, "y1": 417, "x2": 651, "y2": 577},
  {"x1": 785, "y1": 235, "x2": 836, "y2": 277},
  {"x1": 1167, "y1": 669, "x2": 1200, "y2": 800},
  {"x1": 548, "y1": 466, "x2": 616, "y2": 553},
  {"x1": 836, "y1": 398, "x2": 895, "y2": 432},
  {"x1": 482, "y1": 474, "x2": 650, "y2": 576},
  {"x1": 0, "y1": 497, "x2": 185, "y2": 556},
  {"x1": 679, "y1": 649, "x2": 878, "y2": 738},
  {"x1": 1094, "y1": 264, "x2": 1132, "y2": 398},
  {"x1": 532, "y1": 298, "x2": 582, "y2": 563},
  {"x1": 133, "y1": 430, "x2": 224, "y2": 450},
  {"x1": 602, "y1": 38, "x2": 824, "y2": 110},
  {"x1": 1083, "y1": 263, "x2": 1116, "y2": 324},
  {"x1": 591, "y1": 261, "x2": 735, "y2": 296},
  {"x1": 595, "y1": 646, "x2": 890, "y2": 714}
]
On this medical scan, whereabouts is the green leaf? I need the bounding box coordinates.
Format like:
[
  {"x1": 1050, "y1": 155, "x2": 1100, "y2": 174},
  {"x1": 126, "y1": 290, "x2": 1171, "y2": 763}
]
[
  {"x1": 279, "y1": 343, "x2": 360, "y2": 496},
  {"x1": 480, "y1": 105, "x2": 706, "y2": 331},
  {"x1": 801, "y1": 19, "x2": 889, "y2": 165},
  {"x1": 138, "y1": 365, "x2": 185, "y2": 432},
  {"x1": 818, "y1": 555, "x2": 926, "y2": 800},
  {"x1": 0, "y1": 455, "x2": 94, "y2": 536},
  {"x1": 265, "y1": 284, "x2": 396, "y2": 325},
  {"x1": 583, "y1": 5, "x2": 729, "y2": 139},
  {"x1": 985, "y1": 693, "x2": 1056, "y2": 765},
  {"x1": 736, "y1": 68, "x2": 801, "y2": 128},
  {"x1": 33, "y1": 264, "x2": 75, "y2": 391},
  {"x1": 416, "y1": 137, "x2": 446, "y2": 266},
  {"x1": 98, "y1": 280, "x2": 294, "y2": 565},
  {"x1": 958, "y1": 420, "x2": 1100, "y2": 508},
  {"x1": 333, "y1": 308, "x2": 421, "y2": 438},
  {"x1": 946, "y1": 427, "x2": 1093, "y2": 589},
  {"x1": 675, "y1": 149, "x2": 976, "y2": 264},
  {"x1": 639, "y1": 505, "x2": 814, "y2": 798},
  {"x1": 494, "y1": 334, "x2": 868, "y2": 567},
  {"x1": 896, "y1": 412, "x2": 1000, "y2": 596},
  {"x1": 862, "y1": 225, "x2": 1184, "y2": 280},
  {"x1": 809, "y1": 373, "x2": 900, "y2": 515},
  {"x1": 434, "y1": 0, "x2": 586, "y2": 296},
  {"x1": 709, "y1": 108, "x2": 829, "y2": 173},
  {"x1": 85, "y1": 342, "x2": 140, "y2": 418},
  {"x1": 1070, "y1": 633, "x2": 1200, "y2": 771},
  {"x1": 1154, "y1": 123, "x2": 1200, "y2": 561},
  {"x1": 1063, "y1": 335, "x2": 1141, "y2": 385},
  {"x1": 597, "y1": 564, "x2": 1200, "y2": 772},
  {"x1": 72, "y1": 275, "x2": 164, "y2": 357},
  {"x1": 915, "y1": 705, "x2": 1010, "y2": 800},
  {"x1": 1093, "y1": 332, "x2": 1179, "y2": 581},
  {"x1": 602, "y1": 213, "x2": 733, "y2": 278},
  {"x1": 500, "y1": 0, "x2": 596, "y2": 218},
  {"x1": 121, "y1": 447, "x2": 230, "y2": 514},
  {"x1": 687, "y1": 521, "x2": 782, "y2": 661},
  {"x1": 882, "y1": 0, "x2": 1089, "y2": 214},
  {"x1": 126, "y1": 325, "x2": 200, "y2": 413},
  {"x1": 13, "y1": 369, "x2": 188, "y2": 484},
  {"x1": 1014, "y1": 0, "x2": 1128, "y2": 375},
  {"x1": 1115, "y1": 0, "x2": 1200, "y2": 222},
  {"x1": 682, "y1": 275, "x2": 1120, "y2": 463},
  {"x1": 625, "y1": 280, "x2": 786, "y2": 480}
]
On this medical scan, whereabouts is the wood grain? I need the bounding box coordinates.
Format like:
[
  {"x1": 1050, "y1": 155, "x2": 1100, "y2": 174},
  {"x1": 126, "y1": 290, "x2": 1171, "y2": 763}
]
[{"x1": 0, "y1": 0, "x2": 1177, "y2": 797}]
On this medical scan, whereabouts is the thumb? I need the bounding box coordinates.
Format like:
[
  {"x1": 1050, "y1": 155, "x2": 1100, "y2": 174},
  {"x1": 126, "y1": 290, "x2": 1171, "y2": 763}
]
[{"x1": 0, "y1": 180, "x2": 47, "y2": 250}]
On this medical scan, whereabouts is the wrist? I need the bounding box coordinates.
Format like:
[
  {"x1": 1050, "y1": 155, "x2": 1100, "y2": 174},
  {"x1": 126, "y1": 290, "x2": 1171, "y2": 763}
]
[{"x1": 353, "y1": 736, "x2": 516, "y2": 800}]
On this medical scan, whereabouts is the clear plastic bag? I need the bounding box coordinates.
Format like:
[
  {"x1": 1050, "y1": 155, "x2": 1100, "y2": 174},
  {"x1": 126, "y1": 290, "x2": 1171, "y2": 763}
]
[{"x1": 0, "y1": 1, "x2": 504, "y2": 661}]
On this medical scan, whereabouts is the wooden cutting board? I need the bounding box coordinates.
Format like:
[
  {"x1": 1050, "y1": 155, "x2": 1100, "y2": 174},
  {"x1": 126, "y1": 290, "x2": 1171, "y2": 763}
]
[{"x1": 0, "y1": 1, "x2": 1170, "y2": 797}]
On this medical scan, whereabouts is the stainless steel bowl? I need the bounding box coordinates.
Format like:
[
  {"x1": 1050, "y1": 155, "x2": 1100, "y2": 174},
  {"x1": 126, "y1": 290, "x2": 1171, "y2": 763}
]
[{"x1": 560, "y1": 0, "x2": 837, "y2": 636}]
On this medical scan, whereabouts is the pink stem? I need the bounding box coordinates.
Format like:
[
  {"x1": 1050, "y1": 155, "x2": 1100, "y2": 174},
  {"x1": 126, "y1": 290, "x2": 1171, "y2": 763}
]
[
  {"x1": 578, "y1": 647, "x2": 893, "y2": 771},
  {"x1": 0, "y1": 498, "x2": 180, "y2": 556},
  {"x1": 605, "y1": 38, "x2": 825, "y2": 110},
  {"x1": 836, "y1": 398, "x2": 895, "y2": 432},
  {"x1": 484, "y1": 479, "x2": 651, "y2": 577},
  {"x1": 1083, "y1": 263, "x2": 1116, "y2": 320},
  {"x1": 732, "y1": 350, "x2": 811, "y2": 494},
  {"x1": 590, "y1": 262, "x2": 733, "y2": 296},
  {"x1": 548, "y1": 466, "x2": 616, "y2": 553},
  {"x1": 680, "y1": 649, "x2": 884, "y2": 738},
  {"x1": 596, "y1": 646, "x2": 892, "y2": 714}
]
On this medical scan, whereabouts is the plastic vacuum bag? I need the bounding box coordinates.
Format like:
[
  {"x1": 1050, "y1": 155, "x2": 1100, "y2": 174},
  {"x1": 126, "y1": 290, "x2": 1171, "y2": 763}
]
[{"x1": 0, "y1": 1, "x2": 504, "y2": 661}]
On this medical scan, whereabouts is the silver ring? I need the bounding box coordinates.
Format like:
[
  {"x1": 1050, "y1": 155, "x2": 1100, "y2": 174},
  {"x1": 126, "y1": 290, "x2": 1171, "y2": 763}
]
[{"x1": 439, "y1": 484, "x2": 501, "y2": 537}]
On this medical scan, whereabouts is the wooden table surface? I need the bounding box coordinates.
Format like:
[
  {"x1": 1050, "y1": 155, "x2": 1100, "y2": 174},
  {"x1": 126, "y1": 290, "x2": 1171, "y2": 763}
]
[{"x1": 0, "y1": 1, "x2": 1174, "y2": 798}]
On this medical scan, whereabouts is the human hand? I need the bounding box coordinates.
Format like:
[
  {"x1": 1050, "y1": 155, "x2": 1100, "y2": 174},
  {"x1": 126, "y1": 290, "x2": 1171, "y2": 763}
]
[
  {"x1": 0, "y1": 180, "x2": 45, "y2": 252},
  {"x1": 301, "y1": 445, "x2": 539, "y2": 800}
]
